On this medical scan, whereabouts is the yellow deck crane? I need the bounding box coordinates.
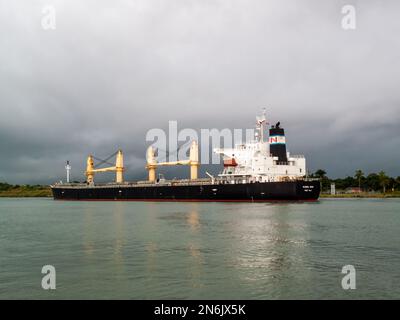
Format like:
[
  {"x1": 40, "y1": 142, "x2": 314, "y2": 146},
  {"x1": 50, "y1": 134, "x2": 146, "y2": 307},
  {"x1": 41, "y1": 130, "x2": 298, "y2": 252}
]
[
  {"x1": 85, "y1": 150, "x2": 124, "y2": 184},
  {"x1": 146, "y1": 140, "x2": 199, "y2": 182}
]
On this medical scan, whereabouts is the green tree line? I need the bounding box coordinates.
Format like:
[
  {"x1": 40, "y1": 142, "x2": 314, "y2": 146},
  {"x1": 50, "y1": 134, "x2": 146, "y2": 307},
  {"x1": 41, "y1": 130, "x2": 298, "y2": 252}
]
[
  {"x1": 0, "y1": 182, "x2": 47, "y2": 191},
  {"x1": 310, "y1": 169, "x2": 400, "y2": 193},
  {"x1": 0, "y1": 182, "x2": 51, "y2": 197}
]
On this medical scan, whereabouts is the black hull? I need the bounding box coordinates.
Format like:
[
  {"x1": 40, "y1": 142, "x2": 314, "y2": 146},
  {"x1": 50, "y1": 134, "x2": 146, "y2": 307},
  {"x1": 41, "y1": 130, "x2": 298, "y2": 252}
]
[{"x1": 51, "y1": 181, "x2": 320, "y2": 202}]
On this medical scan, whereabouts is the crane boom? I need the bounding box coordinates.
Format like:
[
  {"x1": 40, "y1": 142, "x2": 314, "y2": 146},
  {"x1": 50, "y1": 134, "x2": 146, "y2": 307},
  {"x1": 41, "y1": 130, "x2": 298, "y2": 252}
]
[
  {"x1": 85, "y1": 150, "x2": 124, "y2": 184},
  {"x1": 146, "y1": 141, "x2": 199, "y2": 182}
]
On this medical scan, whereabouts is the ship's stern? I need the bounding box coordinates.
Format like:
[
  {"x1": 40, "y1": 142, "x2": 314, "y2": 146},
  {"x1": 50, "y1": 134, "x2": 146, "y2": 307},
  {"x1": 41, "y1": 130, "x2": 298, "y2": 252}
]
[{"x1": 295, "y1": 180, "x2": 320, "y2": 200}]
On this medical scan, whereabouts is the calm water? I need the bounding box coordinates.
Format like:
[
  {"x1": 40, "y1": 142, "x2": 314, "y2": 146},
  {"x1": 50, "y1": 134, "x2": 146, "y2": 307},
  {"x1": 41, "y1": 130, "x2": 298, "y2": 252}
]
[{"x1": 0, "y1": 198, "x2": 399, "y2": 299}]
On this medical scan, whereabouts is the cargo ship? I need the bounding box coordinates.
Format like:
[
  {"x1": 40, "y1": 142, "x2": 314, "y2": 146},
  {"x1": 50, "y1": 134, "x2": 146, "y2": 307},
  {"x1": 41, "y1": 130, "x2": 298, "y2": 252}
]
[{"x1": 51, "y1": 111, "x2": 320, "y2": 201}]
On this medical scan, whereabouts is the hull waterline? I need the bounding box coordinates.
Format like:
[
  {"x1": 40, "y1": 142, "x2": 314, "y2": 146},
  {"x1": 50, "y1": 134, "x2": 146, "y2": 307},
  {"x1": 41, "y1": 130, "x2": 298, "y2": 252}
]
[{"x1": 51, "y1": 180, "x2": 320, "y2": 202}]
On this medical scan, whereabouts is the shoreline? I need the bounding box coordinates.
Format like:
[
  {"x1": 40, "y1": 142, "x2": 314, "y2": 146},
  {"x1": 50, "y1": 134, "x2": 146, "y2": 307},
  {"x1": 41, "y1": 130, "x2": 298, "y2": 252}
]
[
  {"x1": 0, "y1": 187, "x2": 52, "y2": 198},
  {"x1": 321, "y1": 193, "x2": 400, "y2": 198}
]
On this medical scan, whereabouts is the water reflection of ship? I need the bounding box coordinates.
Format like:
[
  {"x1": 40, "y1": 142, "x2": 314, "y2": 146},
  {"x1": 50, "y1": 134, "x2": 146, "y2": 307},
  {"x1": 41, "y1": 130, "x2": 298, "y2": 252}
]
[
  {"x1": 228, "y1": 204, "x2": 311, "y2": 292},
  {"x1": 143, "y1": 203, "x2": 205, "y2": 289},
  {"x1": 186, "y1": 204, "x2": 205, "y2": 289},
  {"x1": 187, "y1": 205, "x2": 201, "y2": 232},
  {"x1": 82, "y1": 203, "x2": 126, "y2": 272}
]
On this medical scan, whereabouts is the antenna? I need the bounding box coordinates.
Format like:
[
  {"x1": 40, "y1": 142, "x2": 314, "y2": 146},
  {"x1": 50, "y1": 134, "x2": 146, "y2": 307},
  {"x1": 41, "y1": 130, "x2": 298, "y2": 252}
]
[
  {"x1": 65, "y1": 160, "x2": 71, "y2": 183},
  {"x1": 256, "y1": 107, "x2": 268, "y2": 142}
]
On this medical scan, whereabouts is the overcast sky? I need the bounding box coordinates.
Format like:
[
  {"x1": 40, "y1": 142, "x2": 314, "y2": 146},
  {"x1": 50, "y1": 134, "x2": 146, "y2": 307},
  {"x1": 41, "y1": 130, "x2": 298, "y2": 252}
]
[{"x1": 1, "y1": 0, "x2": 399, "y2": 184}]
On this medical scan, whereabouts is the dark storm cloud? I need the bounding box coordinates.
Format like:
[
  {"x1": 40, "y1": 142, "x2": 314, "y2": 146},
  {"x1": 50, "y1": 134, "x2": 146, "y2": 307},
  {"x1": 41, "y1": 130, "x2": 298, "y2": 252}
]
[{"x1": 0, "y1": 0, "x2": 399, "y2": 184}]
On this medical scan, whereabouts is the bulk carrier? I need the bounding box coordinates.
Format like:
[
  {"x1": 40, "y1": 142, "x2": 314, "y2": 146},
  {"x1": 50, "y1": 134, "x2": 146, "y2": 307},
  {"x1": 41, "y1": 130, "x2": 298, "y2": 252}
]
[{"x1": 51, "y1": 112, "x2": 320, "y2": 201}]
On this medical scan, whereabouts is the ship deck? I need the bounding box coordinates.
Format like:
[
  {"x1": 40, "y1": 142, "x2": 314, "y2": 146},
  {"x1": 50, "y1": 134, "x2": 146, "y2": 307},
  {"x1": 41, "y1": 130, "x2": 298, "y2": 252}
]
[{"x1": 51, "y1": 178, "x2": 319, "y2": 189}]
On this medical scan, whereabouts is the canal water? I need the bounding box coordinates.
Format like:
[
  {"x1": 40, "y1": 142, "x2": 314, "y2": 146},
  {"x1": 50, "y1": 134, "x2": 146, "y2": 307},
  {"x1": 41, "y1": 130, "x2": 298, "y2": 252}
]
[{"x1": 0, "y1": 198, "x2": 399, "y2": 299}]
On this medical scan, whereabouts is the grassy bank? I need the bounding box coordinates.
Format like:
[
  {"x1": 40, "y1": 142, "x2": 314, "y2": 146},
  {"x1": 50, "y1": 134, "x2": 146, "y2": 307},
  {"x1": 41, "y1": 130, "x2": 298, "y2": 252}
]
[
  {"x1": 0, "y1": 183, "x2": 52, "y2": 197},
  {"x1": 321, "y1": 192, "x2": 400, "y2": 198}
]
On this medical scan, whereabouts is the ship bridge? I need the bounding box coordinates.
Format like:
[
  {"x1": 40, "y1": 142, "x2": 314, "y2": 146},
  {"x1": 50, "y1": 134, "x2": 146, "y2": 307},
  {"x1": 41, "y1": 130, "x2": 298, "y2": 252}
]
[{"x1": 214, "y1": 111, "x2": 306, "y2": 182}]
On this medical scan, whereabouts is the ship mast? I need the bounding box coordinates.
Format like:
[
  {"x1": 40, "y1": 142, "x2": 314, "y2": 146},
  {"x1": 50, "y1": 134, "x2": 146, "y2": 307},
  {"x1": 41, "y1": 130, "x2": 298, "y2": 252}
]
[
  {"x1": 65, "y1": 160, "x2": 71, "y2": 183},
  {"x1": 256, "y1": 108, "x2": 268, "y2": 142}
]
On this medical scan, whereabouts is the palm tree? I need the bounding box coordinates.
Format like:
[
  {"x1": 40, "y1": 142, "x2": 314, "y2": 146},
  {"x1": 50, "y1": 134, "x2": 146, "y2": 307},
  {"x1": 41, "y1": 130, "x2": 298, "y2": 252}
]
[
  {"x1": 354, "y1": 169, "x2": 364, "y2": 190},
  {"x1": 314, "y1": 169, "x2": 328, "y2": 191},
  {"x1": 314, "y1": 169, "x2": 327, "y2": 179},
  {"x1": 378, "y1": 171, "x2": 389, "y2": 193}
]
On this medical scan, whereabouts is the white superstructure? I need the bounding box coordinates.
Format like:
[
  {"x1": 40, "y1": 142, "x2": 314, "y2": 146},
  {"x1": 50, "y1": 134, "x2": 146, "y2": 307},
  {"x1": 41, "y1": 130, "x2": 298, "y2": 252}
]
[{"x1": 214, "y1": 111, "x2": 306, "y2": 182}]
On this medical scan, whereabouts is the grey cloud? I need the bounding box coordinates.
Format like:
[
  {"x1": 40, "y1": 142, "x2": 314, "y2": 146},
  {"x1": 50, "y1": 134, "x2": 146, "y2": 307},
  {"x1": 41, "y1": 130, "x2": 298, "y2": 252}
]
[{"x1": 0, "y1": 0, "x2": 399, "y2": 184}]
